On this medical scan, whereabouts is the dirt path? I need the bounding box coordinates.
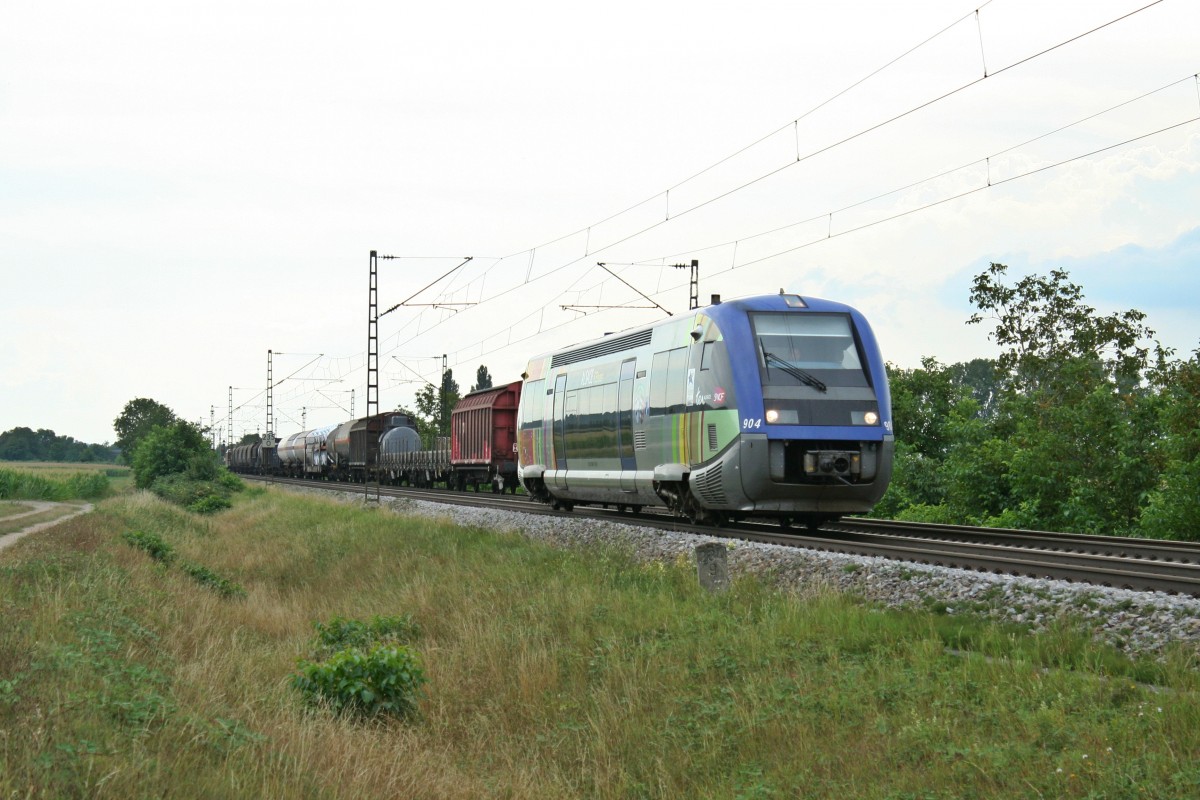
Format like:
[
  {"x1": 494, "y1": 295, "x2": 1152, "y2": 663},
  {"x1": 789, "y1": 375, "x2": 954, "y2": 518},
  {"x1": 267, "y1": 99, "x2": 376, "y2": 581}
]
[{"x1": 0, "y1": 502, "x2": 94, "y2": 553}]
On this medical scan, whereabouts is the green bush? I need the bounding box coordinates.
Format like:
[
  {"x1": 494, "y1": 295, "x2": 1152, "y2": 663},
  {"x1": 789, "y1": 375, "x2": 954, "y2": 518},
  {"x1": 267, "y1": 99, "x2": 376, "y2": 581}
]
[
  {"x1": 151, "y1": 474, "x2": 233, "y2": 514},
  {"x1": 188, "y1": 494, "x2": 232, "y2": 515},
  {"x1": 121, "y1": 529, "x2": 175, "y2": 564},
  {"x1": 894, "y1": 502, "x2": 958, "y2": 525},
  {"x1": 313, "y1": 614, "x2": 420, "y2": 655},
  {"x1": 180, "y1": 561, "x2": 246, "y2": 598},
  {"x1": 131, "y1": 421, "x2": 212, "y2": 489},
  {"x1": 215, "y1": 470, "x2": 245, "y2": 492},
  {"x1": 293, "y1": 644, "x2": 426, "y2": 718}
]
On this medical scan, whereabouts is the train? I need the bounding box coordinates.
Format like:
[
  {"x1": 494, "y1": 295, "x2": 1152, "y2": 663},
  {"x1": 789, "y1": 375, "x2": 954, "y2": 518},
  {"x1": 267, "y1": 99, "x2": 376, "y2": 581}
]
[
  {"x1": 226, "y1": 381, "x2": 522, "y2": 493},
  {"x1": 517, "y1": 291, "x2": 893, "y2": 528},
  {"x1": 228, "y1": 291, "x2": 894, "y2": 527}
]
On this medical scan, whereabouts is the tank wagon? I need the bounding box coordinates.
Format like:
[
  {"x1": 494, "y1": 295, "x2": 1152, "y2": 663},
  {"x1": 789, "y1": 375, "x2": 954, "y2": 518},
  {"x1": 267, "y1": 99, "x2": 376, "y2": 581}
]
[
  {"x1": 516, "y1": 291, "x2": 894, "y2": 528},
  {"x1": 276, "y1": 423, "x2": 337, "y2": 478},
  {"x1": 231, "y1": 387, "x2": 522, "y2": 493},
  {"x1": 225, "y1": 438, "x2": 280, "y2": 475}
]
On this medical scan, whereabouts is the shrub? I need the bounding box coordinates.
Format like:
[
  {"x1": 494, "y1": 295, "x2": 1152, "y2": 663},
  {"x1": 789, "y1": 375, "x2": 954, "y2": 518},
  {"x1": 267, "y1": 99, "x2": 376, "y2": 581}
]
[
  {"x1": 131, "y1": 421, "x2": 212, "y2": 489},
  {"x1": 313, "y1": 614, "x2": 420, "y2": 655},
  {"x1": 180, "y1": 561, "x2": 246, "y2": 598},
  {"x1": 186, "y1": 453, "x2": 219, "y2": 481},
  {"x1": 894, "y1": 502, "x2": 958, "y2": 525},
  {"x1": 121, "y1": 529, "x2": 175, "y2": 564},
  {"x1": 215, "y1": 470, "x2": 245, "y2": 492},
  {"x1": 293, "y1": 644, "x2": 426, "y2": 718},
  {"x1": 151, "y1": 474, "x2": 232, "y2": 514},
  {"x1": 188, "y1": 494, "x2": 232, "y2": 515}
]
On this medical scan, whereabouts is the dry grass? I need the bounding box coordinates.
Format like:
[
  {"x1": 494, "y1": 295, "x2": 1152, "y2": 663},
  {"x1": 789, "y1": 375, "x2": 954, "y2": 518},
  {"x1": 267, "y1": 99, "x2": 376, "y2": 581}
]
[
  {"x1": 0, "y1": 504, "x2": 87, "y2": 537},
  {"x1": 0, "y1": 502, "x2": 35, "y2": 519},
  {"x1": 1, "y1": 461, "x2": 128, "y2": 476},
  {"x1": 2, "y1": 487, "x2": 1199, "y2": 798}
]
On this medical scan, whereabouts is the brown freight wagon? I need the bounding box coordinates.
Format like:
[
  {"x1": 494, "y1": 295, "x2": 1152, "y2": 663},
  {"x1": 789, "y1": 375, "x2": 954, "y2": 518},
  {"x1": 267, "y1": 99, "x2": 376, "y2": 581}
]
[{"x1": 450, "y1": 380, "x2": 522, "y2": 492}]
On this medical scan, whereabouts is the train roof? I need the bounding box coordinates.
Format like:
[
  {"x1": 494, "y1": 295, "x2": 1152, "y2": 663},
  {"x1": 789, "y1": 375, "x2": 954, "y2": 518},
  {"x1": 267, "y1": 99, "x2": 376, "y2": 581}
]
[
  {"x1": 523, "y1": 291, "x2": 863, "y2": 365},
  {"x1": 455, "y1": 379, "x2": 522, "y2": 409}
]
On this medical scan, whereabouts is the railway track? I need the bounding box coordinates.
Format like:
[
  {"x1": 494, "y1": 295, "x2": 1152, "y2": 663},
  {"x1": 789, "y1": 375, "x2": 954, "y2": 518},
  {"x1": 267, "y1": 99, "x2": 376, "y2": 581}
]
[{"x1": 247, "y1": 475, "x2": 1200, "y2": 597}]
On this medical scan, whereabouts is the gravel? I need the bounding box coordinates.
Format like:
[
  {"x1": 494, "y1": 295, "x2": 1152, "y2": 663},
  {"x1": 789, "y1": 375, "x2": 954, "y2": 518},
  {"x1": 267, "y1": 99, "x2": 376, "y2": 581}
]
[{"x1": 293, "y1": 486, "x2": 1200, "y2": 660}]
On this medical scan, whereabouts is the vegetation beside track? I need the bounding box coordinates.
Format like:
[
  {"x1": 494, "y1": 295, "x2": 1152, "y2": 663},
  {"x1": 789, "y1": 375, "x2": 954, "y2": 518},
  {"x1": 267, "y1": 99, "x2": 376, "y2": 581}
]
[
  {"x1": 881, "y1": 264, "x2": 1200, "y2": 541},
  {"x1": 3, "y1": 487, "x2": 1200, "y2": 798},
  {"x1": 0, "y1": 463, "x2": 117, "y2": 501}
]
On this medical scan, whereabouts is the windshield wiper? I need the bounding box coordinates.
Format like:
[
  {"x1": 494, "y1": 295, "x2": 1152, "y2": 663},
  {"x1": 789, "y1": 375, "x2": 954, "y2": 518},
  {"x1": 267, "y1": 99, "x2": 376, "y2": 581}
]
[{"x1": 763, "y1": 351, "x2": 828, "y2": 393}]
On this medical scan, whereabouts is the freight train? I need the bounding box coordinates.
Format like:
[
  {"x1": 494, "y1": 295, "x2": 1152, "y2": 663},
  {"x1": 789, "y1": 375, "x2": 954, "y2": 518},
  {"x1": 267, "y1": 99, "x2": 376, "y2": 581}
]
[
  {"x1": 517, "y1": 291, "x2": 893, "y2": 528},
  {"x1": 229, "y1": 291, "x2": 893, "y2": 527},
  {"x1": 226, "y1": 381, "x2": 522, "y2": 493}
]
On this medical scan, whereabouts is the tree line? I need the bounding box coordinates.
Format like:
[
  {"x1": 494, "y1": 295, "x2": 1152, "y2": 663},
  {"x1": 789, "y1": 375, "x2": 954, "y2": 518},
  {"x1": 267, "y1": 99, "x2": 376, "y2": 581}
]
[
  {"x1": 880, "y1": 263, "x2": 1198, "y2": 541},
  {"x1": 0, "y1": 427, "x2": 119, "y2": 463}
]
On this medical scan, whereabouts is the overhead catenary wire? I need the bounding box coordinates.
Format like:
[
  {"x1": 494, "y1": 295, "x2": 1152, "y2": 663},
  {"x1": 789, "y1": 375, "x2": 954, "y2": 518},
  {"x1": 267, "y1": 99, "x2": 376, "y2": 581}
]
[
  {"x1": 386, "y1": 0, "x2": 1172, "y2": 337},
  {"x1": 230, "y1": 0, "x2": 1180, "y2": 422},
  {"x1": 638, "y1": 71, "x2": 1200, "y2": 267}
]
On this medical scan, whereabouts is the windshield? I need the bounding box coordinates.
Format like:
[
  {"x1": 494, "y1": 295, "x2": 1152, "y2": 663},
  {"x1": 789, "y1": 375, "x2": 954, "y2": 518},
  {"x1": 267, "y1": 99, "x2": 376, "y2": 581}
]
[{"x1": 752, "y1": 313, "x2": 869, "y2": 388}]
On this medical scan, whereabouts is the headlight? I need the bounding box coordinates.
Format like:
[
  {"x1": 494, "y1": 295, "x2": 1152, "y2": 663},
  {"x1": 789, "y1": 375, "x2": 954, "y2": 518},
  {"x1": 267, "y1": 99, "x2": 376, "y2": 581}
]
[
  {"x1": 765, "y1": 409, "x2": 779, "y2": 423},
  {"x1": 864, "y1": 411, "x2": 879, "y2": 425}
]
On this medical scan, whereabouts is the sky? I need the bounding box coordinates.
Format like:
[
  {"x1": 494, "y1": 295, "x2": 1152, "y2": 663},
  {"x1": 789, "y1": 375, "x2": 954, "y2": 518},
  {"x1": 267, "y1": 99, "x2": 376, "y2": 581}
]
[{"x1": 2, "y1": 0, "x2": 1197, "y2": 446}]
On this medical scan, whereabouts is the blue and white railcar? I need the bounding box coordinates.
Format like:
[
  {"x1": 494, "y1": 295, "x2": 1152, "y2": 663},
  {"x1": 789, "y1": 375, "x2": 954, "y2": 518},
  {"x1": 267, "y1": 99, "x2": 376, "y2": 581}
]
[{"x1": 516, "y1": 292, "x2": 893, "y2": 527}]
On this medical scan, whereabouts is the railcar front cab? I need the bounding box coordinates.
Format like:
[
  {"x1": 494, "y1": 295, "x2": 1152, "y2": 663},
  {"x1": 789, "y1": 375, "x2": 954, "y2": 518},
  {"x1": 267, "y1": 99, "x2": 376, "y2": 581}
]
[
  {"x1": 517, "y1": 292, "x2": 893, "y2": 527},
  {"x1": 699, "y1": 292, "x2": 894, "y2": 527}
]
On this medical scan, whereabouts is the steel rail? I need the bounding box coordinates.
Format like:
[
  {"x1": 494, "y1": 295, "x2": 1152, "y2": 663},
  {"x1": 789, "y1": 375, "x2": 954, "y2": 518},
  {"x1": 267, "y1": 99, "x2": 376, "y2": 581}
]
[
  {"x1": 246, "y1": 476, "x2": 1200, "y2": 596},
  {"x1": 827, "y1": 518, "x2": 1200, "y2": 564}
]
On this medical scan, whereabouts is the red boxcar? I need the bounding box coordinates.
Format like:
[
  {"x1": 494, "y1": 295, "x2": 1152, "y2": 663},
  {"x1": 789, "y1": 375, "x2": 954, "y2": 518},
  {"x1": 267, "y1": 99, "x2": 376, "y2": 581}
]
[{"x1": 450, "y1": 380, "x2": 522, "y2": 492}]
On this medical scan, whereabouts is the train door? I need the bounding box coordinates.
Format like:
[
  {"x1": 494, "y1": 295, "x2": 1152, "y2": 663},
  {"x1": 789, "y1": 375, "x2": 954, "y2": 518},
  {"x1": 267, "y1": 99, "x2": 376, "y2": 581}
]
[
  {"x1": 617, "y1": 359, "x2": 637, "y2": 493},
  {"x1": 552, "y1": 374, "x2": 568, "y2": 481},
  {"x1": 687, "y1": 333, "x2": 704, "y2": 467}
]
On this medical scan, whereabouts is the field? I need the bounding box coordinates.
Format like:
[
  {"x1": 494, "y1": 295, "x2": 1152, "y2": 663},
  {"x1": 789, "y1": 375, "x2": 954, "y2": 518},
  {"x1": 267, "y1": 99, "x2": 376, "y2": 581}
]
[
  {"x1": 2, "y1": 487, "x2": 1199, "y2": 798},
  {"x1": 0, "y1": 461, "x2": 128, "y2": 501},
  {"x1": 0, "y1": 461, "x2": 131, "y2": 488}
]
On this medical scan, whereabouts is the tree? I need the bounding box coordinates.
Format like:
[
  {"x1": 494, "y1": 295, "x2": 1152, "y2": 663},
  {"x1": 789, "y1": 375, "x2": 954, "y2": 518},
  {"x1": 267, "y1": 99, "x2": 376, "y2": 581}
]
[
  {"x1": 947, "y1": 358, "x2": 1001, "y2": 419},
  {"x1": 414, "y1": 369, "x2": 460, "y2": 445},
  {"x1": 967, "y1": 262, "x2": 1162, "y2": 396},
  {"x1": 1140, "y1": 349, "x2": 1200, "y2": 540},
  {"x1": 440, "y1": 368, "x2": 459, "y2": 432},
  {"x1": 114, "y1": 398, "x2": 177, "y2": 464},
  {"x1": 963, "y1": 264, "x2": 1164, "y2": 535},
  {"x1": 0, "y1": 427, "x2": 37, "y2": 460},
  {"x1": 130, "y1": 420, "x2": 212, "y2": 489},
  {"x1": 0, "y1": 427, "x2": 117, "y2": 462},
  {"x1": 470, "y1": 365, "x2": 493, "y2": 392},
  {"x1": 886, "y1": 357, "x2": 971, "y2": 459}
]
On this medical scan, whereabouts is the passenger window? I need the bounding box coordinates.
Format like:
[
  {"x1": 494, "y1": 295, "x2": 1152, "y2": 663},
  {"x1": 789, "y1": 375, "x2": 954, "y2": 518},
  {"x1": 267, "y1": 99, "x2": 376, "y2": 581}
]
[
  {"x1": 649, "y1": 351, "x2": 670, "y2": 415},
  {"x1": 522, "y1": 380, "x2": 544, "y2": 425},
  {"x1": 665, "y1": 348, "x2": 687, "y2": 413}
]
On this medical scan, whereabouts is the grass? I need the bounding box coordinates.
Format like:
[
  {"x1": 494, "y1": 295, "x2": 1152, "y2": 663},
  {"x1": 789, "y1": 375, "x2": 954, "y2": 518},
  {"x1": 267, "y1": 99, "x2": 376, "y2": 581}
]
[
  {"x1": 0, "y1": 504, "x2": 87, "y2": 537},
  {"x1": 0, "y1": 502, "x2": 36, "y2": 519},
  {"x1": 1, "y1": 487, "x2": 1199, "y2": 798},
  {"x1": 0, "y1": 462, "x2": 123, "y2": 500}
]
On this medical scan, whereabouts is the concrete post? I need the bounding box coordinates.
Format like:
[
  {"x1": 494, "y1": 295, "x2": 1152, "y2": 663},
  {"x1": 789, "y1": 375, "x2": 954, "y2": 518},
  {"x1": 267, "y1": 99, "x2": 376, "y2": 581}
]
[{"x1": 696, "y1": 542, "x2": 730, "y2": 593}]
